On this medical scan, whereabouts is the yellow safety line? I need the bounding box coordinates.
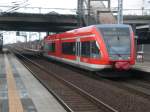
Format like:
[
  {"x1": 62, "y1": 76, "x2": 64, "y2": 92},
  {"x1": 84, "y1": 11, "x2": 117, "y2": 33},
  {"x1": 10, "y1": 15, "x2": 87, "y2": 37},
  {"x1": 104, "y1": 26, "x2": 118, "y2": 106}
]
[{"x1": 4, "y1": 54, "x2": 24, "y2": 112}]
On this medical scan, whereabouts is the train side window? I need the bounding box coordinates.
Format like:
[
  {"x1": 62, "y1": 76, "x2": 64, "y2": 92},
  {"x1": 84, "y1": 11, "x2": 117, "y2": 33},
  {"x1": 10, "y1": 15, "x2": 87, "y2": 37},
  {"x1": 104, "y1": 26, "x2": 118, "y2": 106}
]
[
  {"x1": 62, "y1": 42, "x2": 75, "y2": 55},
  {"x1": 49, "y1": 42, "x2": 55, "y2": 52},
  {"x1": 81, "y1": 41, "x2": 90, "y2": 57},
  {"x1": 91, "y1": 41, "x2": 101, "y2": 58},
  {"x1": 81, "y1": 41, "x2": 100, "y2": 58}
]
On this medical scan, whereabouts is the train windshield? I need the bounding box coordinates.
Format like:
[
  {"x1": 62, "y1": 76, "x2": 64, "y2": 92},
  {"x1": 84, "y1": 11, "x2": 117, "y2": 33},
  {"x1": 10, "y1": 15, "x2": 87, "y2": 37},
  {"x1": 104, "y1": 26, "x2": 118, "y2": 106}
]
[{"x1": 98, "y1": 27, "x2": 131, "y2": 59}]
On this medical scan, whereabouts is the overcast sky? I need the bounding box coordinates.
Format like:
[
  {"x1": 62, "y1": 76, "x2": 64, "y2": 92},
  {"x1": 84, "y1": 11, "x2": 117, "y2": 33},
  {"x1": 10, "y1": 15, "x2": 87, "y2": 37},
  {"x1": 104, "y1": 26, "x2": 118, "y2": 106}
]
[
  {"x1": 0, "y1": 0, "x2": 150, "y2": 44},
  {"x1": 0, "y1": 0, "x2": 149, "y2": 9},
  {"x1": 0, "y1": 0, "x2": 149, "y2": 15}
]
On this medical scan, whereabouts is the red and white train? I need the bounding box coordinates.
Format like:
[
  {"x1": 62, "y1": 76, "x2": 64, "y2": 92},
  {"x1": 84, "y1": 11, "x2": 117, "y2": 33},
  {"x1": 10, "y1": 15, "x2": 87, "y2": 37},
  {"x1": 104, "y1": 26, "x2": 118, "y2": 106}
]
[{"x1": 43, "y1": 24, "x2": 135, "y2": 71}]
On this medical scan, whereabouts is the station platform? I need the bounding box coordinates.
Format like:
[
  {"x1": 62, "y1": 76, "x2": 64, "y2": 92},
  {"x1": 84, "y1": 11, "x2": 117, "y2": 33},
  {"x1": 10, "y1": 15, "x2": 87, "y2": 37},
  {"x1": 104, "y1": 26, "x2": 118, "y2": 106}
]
[
  {"x1": 0, "y1": 51, "x2": 66, "y2": 112},
  {"x1": 134, "y1": 61, "x2": 150, "y2": 73}
]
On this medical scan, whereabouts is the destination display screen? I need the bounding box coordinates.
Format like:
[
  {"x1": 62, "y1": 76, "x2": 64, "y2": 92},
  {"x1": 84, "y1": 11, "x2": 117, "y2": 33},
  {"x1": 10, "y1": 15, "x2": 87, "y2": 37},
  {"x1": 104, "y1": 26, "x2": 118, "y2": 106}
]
[{"x1": 101, "y1": 28, "x2": 130, "y2": 37}]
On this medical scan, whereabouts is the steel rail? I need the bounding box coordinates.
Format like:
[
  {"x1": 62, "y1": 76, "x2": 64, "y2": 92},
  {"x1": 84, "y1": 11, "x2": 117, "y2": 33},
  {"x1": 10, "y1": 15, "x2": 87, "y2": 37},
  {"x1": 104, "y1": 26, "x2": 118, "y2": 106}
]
[
  {"x1": 11, "y1": 47, "x2": 118, "y2": 112},
  {"x1": 8, "y1": 48, "x2": 74, "y2": 112}
]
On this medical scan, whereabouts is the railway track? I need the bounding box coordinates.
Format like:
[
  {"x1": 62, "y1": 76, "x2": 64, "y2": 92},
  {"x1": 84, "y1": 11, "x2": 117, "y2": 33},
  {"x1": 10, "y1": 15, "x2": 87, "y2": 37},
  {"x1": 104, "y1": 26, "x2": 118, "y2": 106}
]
[
  {"x1": 8, "y1": 46, "x2": 150, "y2": 112},
  {"x1": 10, "y1": 48, "x2": 118, "y2": 112},
  {"x1": 105, "y1": 76, "x2": 150, "y2": 100},
  {"x1": 94, "y1": 68, "x2": 150, "y2": 99},
  {"x1": 33, "y1": 54, "x2": 150, "y2": 101},
  {"x1": 24, "y1": 58, "x2": 150, "y2": 112}
]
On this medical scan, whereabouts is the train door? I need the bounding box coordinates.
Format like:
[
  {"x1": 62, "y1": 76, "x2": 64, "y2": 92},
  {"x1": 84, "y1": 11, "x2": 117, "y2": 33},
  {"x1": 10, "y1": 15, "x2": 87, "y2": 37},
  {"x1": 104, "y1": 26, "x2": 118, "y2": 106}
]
[{"x1": 76, "y1": 38, "x2": 81, "y2": 64}]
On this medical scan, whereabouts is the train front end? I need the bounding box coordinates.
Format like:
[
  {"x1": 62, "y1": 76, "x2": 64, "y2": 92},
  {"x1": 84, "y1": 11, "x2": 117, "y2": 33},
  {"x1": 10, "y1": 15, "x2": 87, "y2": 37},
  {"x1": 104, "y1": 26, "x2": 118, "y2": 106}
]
[{"x1": 97, "y1": 24, "x2": 135, "y2": 70}]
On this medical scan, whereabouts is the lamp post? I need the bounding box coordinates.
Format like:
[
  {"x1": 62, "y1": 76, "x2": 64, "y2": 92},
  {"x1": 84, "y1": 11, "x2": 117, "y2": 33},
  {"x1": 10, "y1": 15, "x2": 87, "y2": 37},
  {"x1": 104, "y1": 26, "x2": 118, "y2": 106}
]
[
  {"x1": 141, "y1": 0, "x2": 145, "y2": 53},
  {"x1": 142, "y1": 0, "x2": 145, "y2": 15},
  {"x1": 118, "y1": 0, "x2": 123, "y2": 24}
]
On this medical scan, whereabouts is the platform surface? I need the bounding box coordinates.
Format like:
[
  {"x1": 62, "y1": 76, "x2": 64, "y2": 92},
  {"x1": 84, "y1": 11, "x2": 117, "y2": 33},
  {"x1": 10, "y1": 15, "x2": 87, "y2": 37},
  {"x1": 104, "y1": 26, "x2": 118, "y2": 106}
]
[
  {"x1": 0, "y1": 51, "x2": 66, "y2": 112},
  {"x1": 134, "y1": 61, "x2": 150, "y2": 73}
]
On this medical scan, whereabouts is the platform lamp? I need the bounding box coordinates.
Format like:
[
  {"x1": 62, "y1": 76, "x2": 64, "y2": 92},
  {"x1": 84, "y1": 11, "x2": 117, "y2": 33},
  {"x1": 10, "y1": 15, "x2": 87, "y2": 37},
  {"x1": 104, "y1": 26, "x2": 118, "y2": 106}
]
[
  {"x1": 141, "y1": 0, "x2": 145, "y2": 15},
  {"x1": 117, "y1": 0, "x2": 123, "y2": 24},
  {"x1": 141, "y1": 0, "x2": 145, "y2": 55}
]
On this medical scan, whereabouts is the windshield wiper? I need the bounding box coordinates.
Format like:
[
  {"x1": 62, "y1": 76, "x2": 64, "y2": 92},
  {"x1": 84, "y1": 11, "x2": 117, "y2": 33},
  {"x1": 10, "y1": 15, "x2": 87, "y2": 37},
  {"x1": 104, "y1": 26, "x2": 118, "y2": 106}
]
[
  {"x1": 117, "y1": 35, "x2": 120, "y2": 41},
  {"x1": 107, "y1": 40, "x2": 120, "y2": 55}
]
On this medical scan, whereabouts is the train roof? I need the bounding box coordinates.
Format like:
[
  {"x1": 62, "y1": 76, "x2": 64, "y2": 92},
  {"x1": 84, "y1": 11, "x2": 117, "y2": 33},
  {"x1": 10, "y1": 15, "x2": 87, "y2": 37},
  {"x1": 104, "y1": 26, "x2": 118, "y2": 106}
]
[
  {"x1": 66, "y1": 24, "x2": 130, "y2": 33},
  {"x1": 94, "y1": 24, "x2": 130, "y2": 28},
  {"x1": 45, "y1": 24, "x2": 131, "y2": 40}
]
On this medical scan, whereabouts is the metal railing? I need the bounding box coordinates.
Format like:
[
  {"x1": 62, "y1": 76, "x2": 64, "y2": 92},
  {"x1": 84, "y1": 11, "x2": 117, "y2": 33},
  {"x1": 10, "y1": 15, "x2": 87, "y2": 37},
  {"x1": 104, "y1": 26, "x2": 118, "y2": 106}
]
[
  {"x1": 0, "y1": 5, "x2": 149, "y2": 16},
  {"x1": 0, "y1": 5, "x2": 77, "y2": 14},
  {"x1": 123, "y1": 9, "x2": 150, "y2": 15}
]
